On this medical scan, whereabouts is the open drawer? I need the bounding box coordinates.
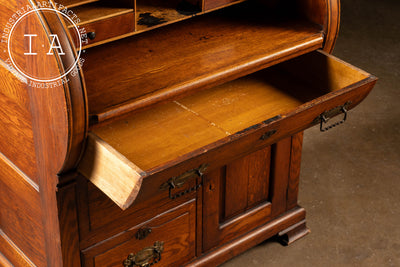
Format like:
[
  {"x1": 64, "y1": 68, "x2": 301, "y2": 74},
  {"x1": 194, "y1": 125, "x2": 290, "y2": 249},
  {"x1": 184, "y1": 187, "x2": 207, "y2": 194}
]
[{"x1": 78, "y1": 50, "x2": 377, "y2": 210}]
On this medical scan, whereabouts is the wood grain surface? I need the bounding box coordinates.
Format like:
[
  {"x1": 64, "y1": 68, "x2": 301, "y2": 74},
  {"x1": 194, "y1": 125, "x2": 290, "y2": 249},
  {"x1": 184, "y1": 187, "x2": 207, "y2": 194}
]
[
  {"x1": 82, "y1": 200, "x2": 196, "y2": 267},
  {"x1": 0, "y1": 1, "x2": 377, "y2": 266},
  {"x1": 90, "y1": 50, "x2": 373, "y2": 174},
  {"x1": 202, "y1": 147, "x2": 274, "y2": 252},
  {"x1": 84, "y1": 2, "x2": 323, "y2": 119},
  {"x1": 78, "y1": 133, "x2": 145, "y2": 209},
  {"x1": 71, "y1": 3, "x2": 133, "y2": 26}
]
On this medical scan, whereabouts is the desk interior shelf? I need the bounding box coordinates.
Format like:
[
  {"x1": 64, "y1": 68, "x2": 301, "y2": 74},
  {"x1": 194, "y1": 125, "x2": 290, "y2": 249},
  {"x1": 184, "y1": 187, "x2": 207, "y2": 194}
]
[{"x1": 83, "y1": 2, "x2": 325, "y2": 122}]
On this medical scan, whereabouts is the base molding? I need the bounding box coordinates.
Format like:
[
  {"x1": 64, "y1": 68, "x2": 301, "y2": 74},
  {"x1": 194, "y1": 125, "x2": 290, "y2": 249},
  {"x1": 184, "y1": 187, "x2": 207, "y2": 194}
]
[{"x1": 187, "y1": 206, "x2": 308, "y2": 267}]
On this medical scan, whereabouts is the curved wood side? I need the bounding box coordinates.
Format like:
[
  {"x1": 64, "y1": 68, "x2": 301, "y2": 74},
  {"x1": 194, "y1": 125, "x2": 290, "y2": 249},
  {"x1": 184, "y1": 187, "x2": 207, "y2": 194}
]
[
  {"x1": 40, "y1": 0, "x2": 88, "y2": 174},
  {"x1": 0, "y1": 0, "x2": 87, "y2": 174},
  {"x1": 22, "y1": 2, "x2": 70, "y2": 266},
  {"x1": 28, "y1": 2, "x2": 87, "y2": 266},
  {"x1": 0, "y1": 0, "x2": 87, "y2": 265},
  {"x1": 296, "y1": 0, "x2": 340, "y2": 53},
  {"x1": 324, "y1": 0, "x2": 340, "y2": 53}
]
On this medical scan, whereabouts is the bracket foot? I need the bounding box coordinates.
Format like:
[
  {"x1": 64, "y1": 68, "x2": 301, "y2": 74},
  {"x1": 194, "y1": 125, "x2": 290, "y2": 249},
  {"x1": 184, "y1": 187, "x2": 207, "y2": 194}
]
[{"x1": 277, "y1": 219, "x2": 310, "y2": 246}]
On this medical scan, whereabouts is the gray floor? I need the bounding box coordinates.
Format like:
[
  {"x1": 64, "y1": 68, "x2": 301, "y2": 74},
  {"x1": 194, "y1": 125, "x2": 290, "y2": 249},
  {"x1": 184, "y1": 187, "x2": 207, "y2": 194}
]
[{"x1": 222, "y1": 0, "x2": 400, "y2": 266}]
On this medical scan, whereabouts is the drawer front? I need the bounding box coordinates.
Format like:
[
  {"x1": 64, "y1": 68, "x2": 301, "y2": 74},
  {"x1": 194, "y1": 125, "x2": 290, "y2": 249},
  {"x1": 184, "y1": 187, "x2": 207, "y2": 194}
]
[
  {"x1": 77, "y1": 174, "x2": 197, "y2": 248},
  {"x1": 70, "y1": 12, "x2": 134, "y2": 47},
  {"x1": 82, "y1": 200, "x2": 196, "y2": 267}
]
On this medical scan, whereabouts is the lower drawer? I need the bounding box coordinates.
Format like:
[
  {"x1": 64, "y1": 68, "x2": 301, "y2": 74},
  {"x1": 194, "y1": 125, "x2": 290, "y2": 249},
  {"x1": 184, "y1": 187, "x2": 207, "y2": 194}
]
[
  {"x1": 76, "y1": 173, "x2": 197, "y2": 248},
  {"x1": 81, "y1": 199, "x2": 196, "y2": 267}
]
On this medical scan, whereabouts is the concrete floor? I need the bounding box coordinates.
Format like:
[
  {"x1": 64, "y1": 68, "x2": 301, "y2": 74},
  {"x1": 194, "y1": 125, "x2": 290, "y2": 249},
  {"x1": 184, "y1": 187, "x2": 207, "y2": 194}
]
[{"x1": 222, "y1": 0, "x2": 400, "y2": 266}]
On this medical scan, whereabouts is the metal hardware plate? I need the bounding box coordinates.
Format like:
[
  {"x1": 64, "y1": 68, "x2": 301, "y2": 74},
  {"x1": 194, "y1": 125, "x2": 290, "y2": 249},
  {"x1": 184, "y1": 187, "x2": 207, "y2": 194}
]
[
  {"x1": 123, "y1": 241, "x2": 164, "y2": 267},
  {"x1": 160, "y1": 164, "x2": 208, "y2": 199}
]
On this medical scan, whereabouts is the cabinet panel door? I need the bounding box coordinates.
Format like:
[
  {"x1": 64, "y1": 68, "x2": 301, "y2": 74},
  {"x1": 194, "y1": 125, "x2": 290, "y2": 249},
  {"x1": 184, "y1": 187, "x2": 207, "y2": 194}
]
[{"x1": 202, "y1": 136, "x2": 296, "y2": 252}]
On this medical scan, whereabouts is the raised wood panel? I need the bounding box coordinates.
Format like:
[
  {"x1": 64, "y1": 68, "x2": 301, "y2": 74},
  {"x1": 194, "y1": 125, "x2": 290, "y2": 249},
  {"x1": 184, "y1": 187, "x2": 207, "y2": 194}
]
[
  {"x1": 224, "y1": 160, "x2": 249, "y2": 219},
  {"x1": 0, "y1": 61, "x2": 38, "y2": 183},
  {"x1": 0, "y1": 0, "x2": 25, "y2": 63},
  {"x1": 202, "y1": 147, "x2": 274, "y2": 252},
  {"x1": 246, "y1": 148, "x2": 271, "y2": 207},
  {"x1": 0, "y1": 231, "x2": 35, "y2": 267},
  {"x1": 0, "y1": 157, "x2": 45, "y2": 266},
  {"x1": 223, "y1": 147, "x2": 271, "y2": 220}
]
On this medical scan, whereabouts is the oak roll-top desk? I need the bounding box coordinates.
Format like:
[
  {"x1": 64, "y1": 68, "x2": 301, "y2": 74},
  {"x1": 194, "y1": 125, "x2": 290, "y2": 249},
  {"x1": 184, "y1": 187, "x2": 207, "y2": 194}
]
[{"x1": 0, "y1": 0, "x2": 376, "y2": 266}]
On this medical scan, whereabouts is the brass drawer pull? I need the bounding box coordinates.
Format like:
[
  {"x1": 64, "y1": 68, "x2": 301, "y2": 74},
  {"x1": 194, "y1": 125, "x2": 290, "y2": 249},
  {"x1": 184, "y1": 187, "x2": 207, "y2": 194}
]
[
  {"x1": 160, "y1": 164, "x2": 208, "y2": 199},
  {"x1": 314, "y1": 102, "x2": 351, "y2": 132},
  {"x1": 135, "y1": 227, "x2": 152, "y2": 240},
  {"x1": 123, "y1": 241, "x2": 164, "y2": 267}
]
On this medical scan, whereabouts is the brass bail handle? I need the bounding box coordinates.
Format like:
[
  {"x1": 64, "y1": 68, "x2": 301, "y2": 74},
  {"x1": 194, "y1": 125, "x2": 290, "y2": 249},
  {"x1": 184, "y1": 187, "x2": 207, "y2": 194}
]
[
  {"x1": 320, "y1": 106, "x2": 347, "y2": 132},
  {"x1": 314, "y1": 102, "x2": 351, "y2": 132},
  {"x1": 123, "y1": 241, "x2": 164, "y2": 267},
  {"x1": 160, "y1": 164, "x2": 209, "y2": 199}
]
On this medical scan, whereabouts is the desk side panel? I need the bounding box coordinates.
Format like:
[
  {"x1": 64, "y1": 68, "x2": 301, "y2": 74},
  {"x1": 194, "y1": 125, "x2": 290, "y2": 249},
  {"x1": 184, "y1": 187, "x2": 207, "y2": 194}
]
[
  {"x1": 0, "y1": 1, "x2": 88, "y2": 265},
  {"x1": 0, "y1": 54, "x2": 38, "y2": 185},
  {"x1": 0, "y1": 156, "x2": 46, "y2": 266}
]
